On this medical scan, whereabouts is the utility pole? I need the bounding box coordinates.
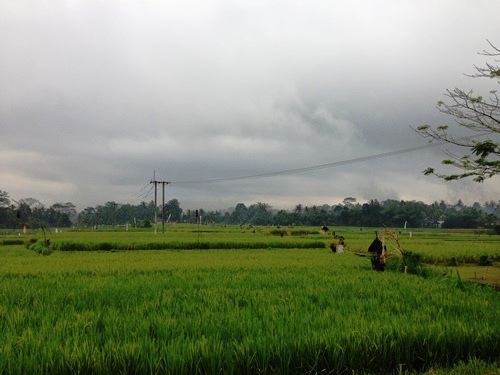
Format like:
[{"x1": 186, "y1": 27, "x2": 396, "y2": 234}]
[
  {"x1": 151, "y1": 173, "x2": 158, "y2": 234},
  {"x1": 150, "y1": 173, "x2": 170, "y2": 234},
  {"x1": 161, "y1": 181, "x2": 169, "y2": 234}
]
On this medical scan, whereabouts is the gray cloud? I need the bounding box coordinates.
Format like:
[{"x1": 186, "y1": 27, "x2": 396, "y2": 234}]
[{"x1": 1, "y1": 0, "x2": 499, "y2": 211}]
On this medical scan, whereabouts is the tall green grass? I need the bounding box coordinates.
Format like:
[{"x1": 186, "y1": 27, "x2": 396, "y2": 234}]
[
  {"x1": 19, "y1": 224, "x2": 500, "y2": 264},
  {"x1": 51, "y1": 240, "x2": 326, "y2": 251},
  {"x1": 0, "y1": 244, "x2": 498, "y2": 374}
]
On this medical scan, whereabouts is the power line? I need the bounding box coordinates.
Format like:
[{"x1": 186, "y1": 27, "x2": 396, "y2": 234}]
[
  {"x1": 136, "y1": 184, "x2": 154, "y2": 201},
  {"x1": 133, "y1": 182, "x2": 152, "y2": 198},
  {"x1": 170, "y1": 142, "x2": 445, "y2": 185}
]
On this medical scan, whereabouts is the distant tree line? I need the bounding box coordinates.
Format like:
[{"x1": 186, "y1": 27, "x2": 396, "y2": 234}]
[
  {"x1": 0, "y1": 190, "x2": 499, "y2": 231},
  {"x1": 0, "y1": 192, "x2": 77, "y2": 230},
  {"x1": 197, "y1": 199, "x2": 499, "y2": 230}
]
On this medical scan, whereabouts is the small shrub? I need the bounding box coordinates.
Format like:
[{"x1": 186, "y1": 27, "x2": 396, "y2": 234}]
[
  {"x1": 447, "y1": 257, "x2": 460, "y2": 266},
  {"x1": 290, "y1": 230, "x2": 312, "y2": 236},
  {"x1": 269, "y1": 229, "x2": 285, "y2": 236},
  {"x1": 478, "y1": 255, "x2": 492, "y2": 266},
  {"x1": 28, "y1": 240, "x2": 52, "y2": 256},
  {"x1": 41, "y1": 248, "x2": 53, "y2": 256},
  {"x1": 54, "y1": 241, "x2": 90, "y2": 251},
  {"x1": 99, "y1": 242, "x2": 116, "y2": 251},
  {"x1": 270, "y1": 229, "x2": 313, "y2": 236},
  {"x1": 1, "y1": 239, "x2": 25, "y2": 245},
  {"x1": 53, "y1": 240, "x2": 326, "y2": 251},
  {"x1": 400, "y1": 251, "x2": 432, "y2": 277},
  {"x1": 401, "y1": 251, "x2": 421, "y2": 269}
]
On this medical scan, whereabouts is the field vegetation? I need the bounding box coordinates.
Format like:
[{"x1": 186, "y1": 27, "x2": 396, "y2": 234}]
[{"x1": 0, "y1": 225, "x2": 499, "y2": 374}]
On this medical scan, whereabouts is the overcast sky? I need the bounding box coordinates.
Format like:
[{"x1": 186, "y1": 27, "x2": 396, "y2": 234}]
[{"x1": 1, "y1": 0, "x2": 499, "y2": 212}]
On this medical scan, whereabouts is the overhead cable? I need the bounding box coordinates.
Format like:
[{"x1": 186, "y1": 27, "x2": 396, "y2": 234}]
[{"x1": 171, "y1": 142, "x2": 444, "y2": 185}]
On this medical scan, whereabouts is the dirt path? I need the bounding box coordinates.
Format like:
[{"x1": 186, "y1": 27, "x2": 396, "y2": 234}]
[{"x1": 448, "y1": 265, "x2": 500, "y2": 289}]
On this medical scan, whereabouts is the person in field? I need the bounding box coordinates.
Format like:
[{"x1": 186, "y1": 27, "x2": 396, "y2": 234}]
[
  {"x1": 336, "y1": 236, "x2": 344, "y2": 253},
  {"x1": 329, "y1": 236, "x2": 345, "y2": 253},
  {"x1": 329, "y1": 242, "x2": 337, "y2": 252}
]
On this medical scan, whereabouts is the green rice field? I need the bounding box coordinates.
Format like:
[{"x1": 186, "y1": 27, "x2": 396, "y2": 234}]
[{"x1": 0, "y1": 225, "x2": 499, "y2": 374}]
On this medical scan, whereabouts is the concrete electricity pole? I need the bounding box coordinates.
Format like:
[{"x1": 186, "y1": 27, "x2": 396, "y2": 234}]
[{"x1": 150, "y1": 173, "x2": 170, "y2": 234}]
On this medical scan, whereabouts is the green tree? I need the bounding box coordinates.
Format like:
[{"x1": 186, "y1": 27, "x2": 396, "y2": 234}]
[
  {"x1": 137, "y1": 201, "x2": 154, "y2": 221},
  {"x1": 231, "y1": 203, "x2": 248, "y2": 224},
  {"x1": 274, "y1": 209, "x2": 293, "y2": 226},
  {"x1": 17, "y1": 198, "x2": 44, "y2": 228},
  {"x1": 361, "y1": 199, "x2": 383, "y2": 227},
  {"x1": 415, "y1": 40, "x2": 500, "y2": 182},
  {"x1": 398, "y1": 200, "x2": 427, "y2": 228},
  {"x1": 0, "y1": 190, "x2": 11, "y2": 207},
  {"x1": 483, "y1": 200, "x2": 500, "y2": 215},
  {"x1": 164, "y1": 199, "x2": 182, "y2": 222},
  {"x1": 380, "y1": 199, "x2": 404, "y2": 226},
  {"x1": 77, "y1": 207, "x2": 98, "y2": 227},
  {"x1": 50, "y1": 202, "x2": 77, "y2": 227},
  {"x1": 0, "y1": 191, "x2": 15, "y2": 228},
  {"x1": 203, "y1": 209, "x2": 223, "y2": 224},
  {"x1": 116, "y1": 204, "x2": 135, "y2": 224},
  {"x1": 247, "y1": 202, "x2": 272, "y2": 225},
  {"x1": 292, "y1": 204, "x2": 303, "y2": 225},
  {"x1": 442, "y1": 207, "x2": 484, "y2": 229}
]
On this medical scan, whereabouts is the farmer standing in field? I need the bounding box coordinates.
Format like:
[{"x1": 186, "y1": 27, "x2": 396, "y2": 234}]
[
  {"x1": 336, "y1": 236, "x2": 345, "y2": 253},
  {"x1": 329, "y1": 235, "x2": 345, "y2": 253}
]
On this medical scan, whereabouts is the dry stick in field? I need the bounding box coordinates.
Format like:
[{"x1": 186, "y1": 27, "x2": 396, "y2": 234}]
[{"x1": 382, "y1": 226, "x2": 407, "y2": 273}]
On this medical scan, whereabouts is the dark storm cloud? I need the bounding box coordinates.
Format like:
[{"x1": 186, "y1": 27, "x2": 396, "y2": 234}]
[{"x1": 1, "y1": 0, "x2": 499, "y2": 210}]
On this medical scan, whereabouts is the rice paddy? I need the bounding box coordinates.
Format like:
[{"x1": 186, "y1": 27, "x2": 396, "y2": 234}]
[{"x1": 0, "y1": 225, "x2": 498, "y2": 374}]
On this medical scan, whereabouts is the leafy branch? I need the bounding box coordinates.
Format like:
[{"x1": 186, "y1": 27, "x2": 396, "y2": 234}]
[{"x1": 414, "y1": 40, "x2": 500, "y2": 182}]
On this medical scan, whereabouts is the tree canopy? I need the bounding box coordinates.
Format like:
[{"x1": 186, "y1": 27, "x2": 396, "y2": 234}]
[
  {"x1": 1, "y1": 189, "x2": 499, "y2": 231},
  {"x1": 415, "y1": 40, "x2": 500, "y2": 182}
]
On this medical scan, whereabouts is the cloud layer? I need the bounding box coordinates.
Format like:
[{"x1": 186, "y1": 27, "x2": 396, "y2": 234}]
[{"x1": 1, "y1": 0, "x2": 499, "y2": 210}]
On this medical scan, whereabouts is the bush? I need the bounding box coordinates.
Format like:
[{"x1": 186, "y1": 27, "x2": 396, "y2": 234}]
[
  {"x1": 478, "y1": 255, "x2": 492, "y2": 266},
  {"x1": 447, "y1": 257, "x2": 460, "y2": 266},
  {"x1": 28, "y1": 240, "x2": 52, "y2": 256},
  {"x1": 1, "y1": 239, "x2": 24, "y2": 245},
  {"x1": 400, "y1": 251, "x2": 432, "y2": 277},
  {"x1": 54, "y1": 240, "x2": 326, "y2": 251}
]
